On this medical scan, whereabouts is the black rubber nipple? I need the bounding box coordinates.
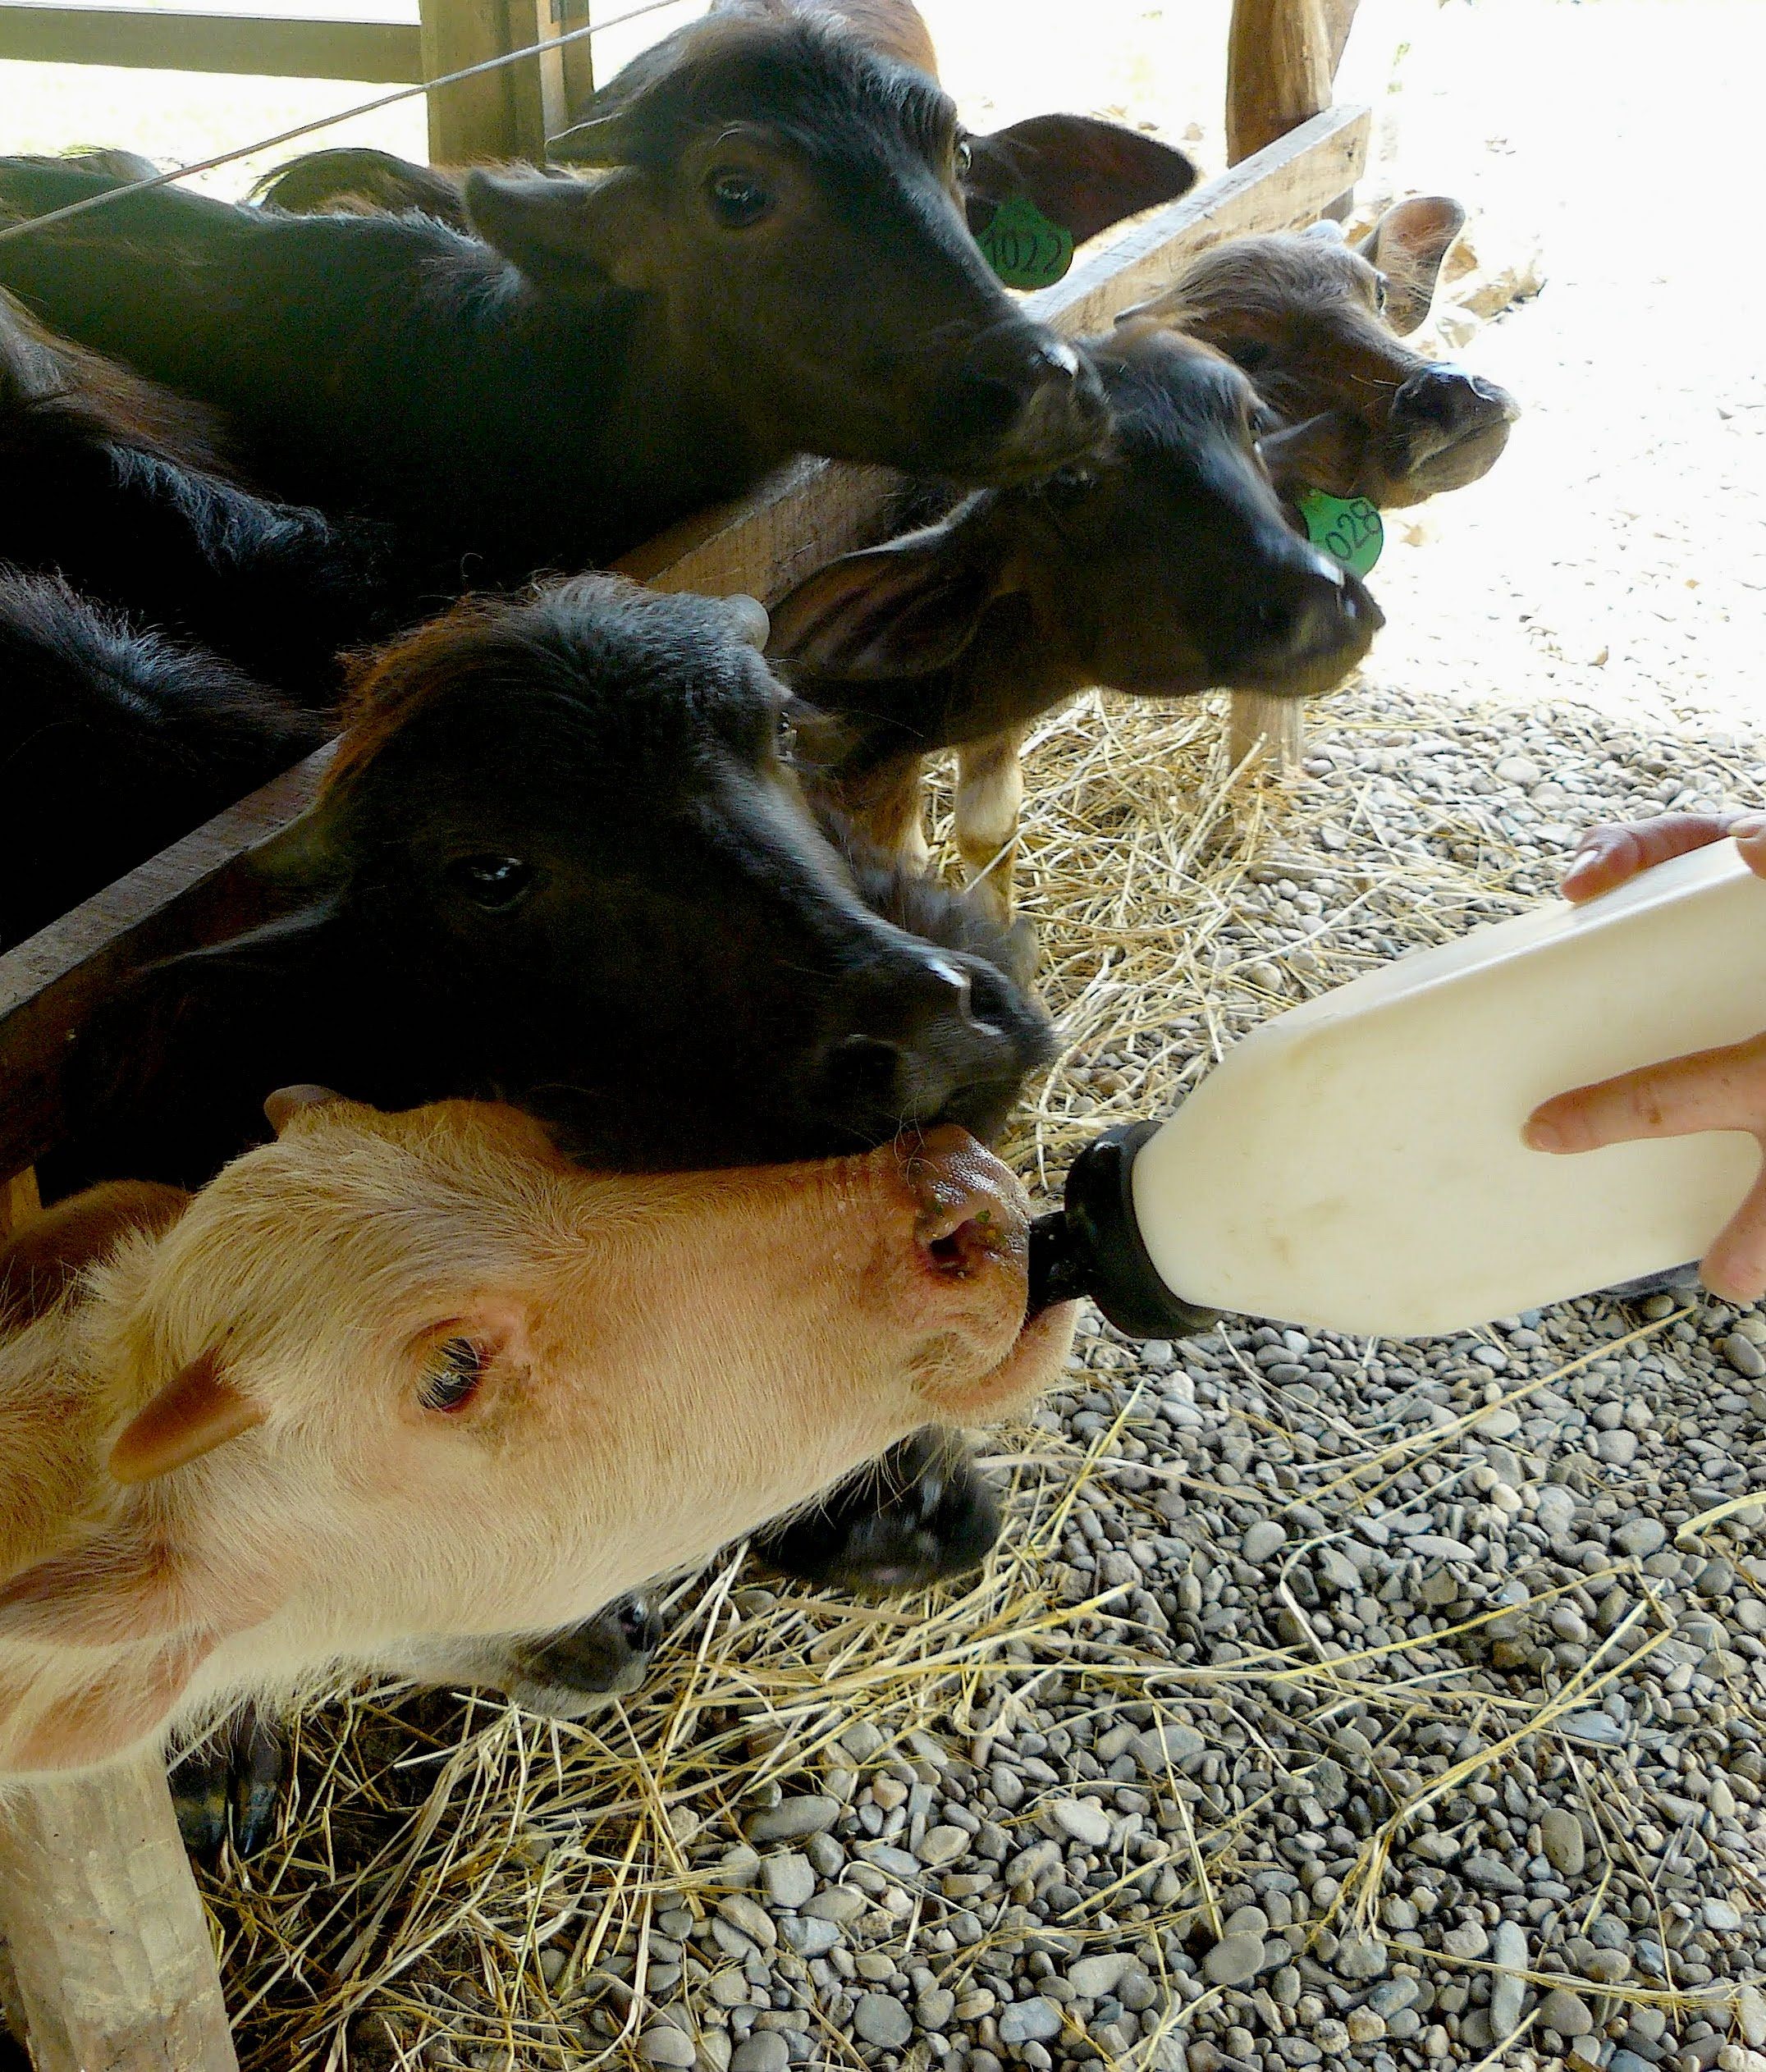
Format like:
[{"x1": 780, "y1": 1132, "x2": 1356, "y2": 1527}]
[{"x1": 1027, "y1": 1121, "x2": 1219, "y2": 1340}]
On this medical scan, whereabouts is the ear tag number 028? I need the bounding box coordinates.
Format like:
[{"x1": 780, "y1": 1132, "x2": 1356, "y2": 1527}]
[
  {"x1": 1297, "y1": 489, "x2": 1384, "y2": 578},
  {"x1": 978, "y1": 193, "x2": 1073, "y2": 290}
]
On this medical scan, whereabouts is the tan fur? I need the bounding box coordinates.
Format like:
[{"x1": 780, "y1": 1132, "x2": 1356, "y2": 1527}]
[{"x1": 0, "y1": 1101, "x2": 1071, "y2": 1778}]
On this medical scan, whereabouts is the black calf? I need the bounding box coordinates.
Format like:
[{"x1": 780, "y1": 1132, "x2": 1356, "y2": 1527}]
[{"x1": 0, "y1": 289, "x2": 386, "y2": 698}]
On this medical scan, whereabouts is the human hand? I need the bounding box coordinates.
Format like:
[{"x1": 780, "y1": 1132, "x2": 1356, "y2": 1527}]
[
  {"x1": 1528, "y1": 809, "x2": 1766, "y2": 1301},
  {"x1": 1558, "y1": 810, "x2": 1766, "y2": 903}
]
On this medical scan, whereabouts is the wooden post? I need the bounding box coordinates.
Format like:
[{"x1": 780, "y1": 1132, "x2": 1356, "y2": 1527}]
[
  {"x1": 0, "y1": 1160, "x2": 235, "y2": 2068},
  {"x1": 419, "y1": 0, "x2": 547, "y2": 164},
  {"x1": 1224, "y1": 0, "x2": 1363, "y2": 776},
  {"x1": 1226, "y1": 0, "x2": 1335, "y2": 167},
  {"x1": 0, "y1": 1750, "x2": 237, "y2": 2070},
  {"x1": 530, "y1": 0, "x2": 593, "y2": 142}
]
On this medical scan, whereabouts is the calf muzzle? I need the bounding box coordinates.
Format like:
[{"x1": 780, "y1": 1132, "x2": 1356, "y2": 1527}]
[
  {"x1": 1386, "y1": 361, "x2": 1519, "y2": 476},
  {"x1": 933, "y1": 332, "x2": 1109, "y2": 483},
  {"x1": 817, "y1": 951, "x2": 1027, "y2": 1137},
  {"x1": 1216, "y1": 547, "x2": 1382, "y2": 695}
]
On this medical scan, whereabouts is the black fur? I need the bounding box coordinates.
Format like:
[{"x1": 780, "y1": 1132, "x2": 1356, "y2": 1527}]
[
  {"x1": 0, "y1": 571, "x2": 323, "y2": 951},
  {"x1": 0, "y1": 289, "x2": 387, "y2": 698},
  {"x1": 55, "y1": 574, "x2": 1050, "y2": 1192}
]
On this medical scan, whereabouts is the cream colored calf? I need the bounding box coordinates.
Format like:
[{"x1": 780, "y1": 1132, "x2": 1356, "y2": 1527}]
[{"x1": 0, "y1": 1091, "x2": 1072, "y2": 1777}]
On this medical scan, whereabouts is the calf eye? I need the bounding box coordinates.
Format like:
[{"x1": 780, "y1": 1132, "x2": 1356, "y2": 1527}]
[
  {"x1": 954, "y1": 138, "x2": 973, "y2": 180},
  {"x1": 420, "y1": 1337, "x2": 484, "y2": 1414},
  {"x1": 446, "y1": 855, "x2": 535, "y2": 910},
  {"x1": 1372, "y1": 274, "x2": 1390, "y2": 315},
  {"x1": 776, "y1": 710, "x2": 799, "y2": 763},
  {"x1": 707, "y1": 169, "x2": 774, "y2": 227}
]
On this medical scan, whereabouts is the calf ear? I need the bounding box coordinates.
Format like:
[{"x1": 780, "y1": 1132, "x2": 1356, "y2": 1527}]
[
  {"x1": 966, "y1": 116, "x2": 1196, "y2": 249},
  {"x1": 464, "y1": 167, "x2": 662, "y2": 294},
  {"x1": 1256, "y1": 409, "x2": 1358, "y2": 496},
  {"x1": 768, "y1": 531, "x2": 1003, "y2": 681},
  {"x1": 1358, "y1": 196, "x2": 1466, "y2": 335},
  {"x1": 108, "y1": 1348, "x2": 266, "y2": 1488},
  {"x1": 0, "y1": 1635, "x2": 219, "y2": 1775}
]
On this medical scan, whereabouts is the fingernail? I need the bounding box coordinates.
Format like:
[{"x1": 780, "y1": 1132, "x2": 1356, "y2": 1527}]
[
  {"x1": 1523, "y1": 1117, "x2": 1562, "y2": 1152},
  {"x1": 1560, "y1": 851, "x2": 1601, "y2": 890},
  {"x1": 1731, "y1": 814, "x2": 1766, "y2": 839}
]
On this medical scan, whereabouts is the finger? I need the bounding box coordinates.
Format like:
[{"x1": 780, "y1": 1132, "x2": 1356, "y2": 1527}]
[
  {"x1": 1700, "y1": 1152, "x2": 1766, "y2": 1304},
  {"x1": 1560, "y1": 814, "x2": 1747, "y2": 903},
  {"x1": 1732, "y1": 814, "x2": 1766, "y2": 880},
  {"x1": 1525, "y1": 1035, "x2": 1766, "y2": 1151}
]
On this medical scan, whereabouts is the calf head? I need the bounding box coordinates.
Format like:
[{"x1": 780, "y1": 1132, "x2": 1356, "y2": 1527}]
[
  {"x1": 166, "y1": 576, "x2": 1048, "y2": 1169},
  {"x1": 464, "y1": 11, "x2": 1188, "y2": 483},
  {"x1": 1140, "y1": 199, "x2": 1519, "y2": 510},
  {"x1": 770, "y1": 325, "x2": 1381, "y2": 776},
  {"x1": 0, "y1": 1092, "x2": 1073, "y2": 1772}
]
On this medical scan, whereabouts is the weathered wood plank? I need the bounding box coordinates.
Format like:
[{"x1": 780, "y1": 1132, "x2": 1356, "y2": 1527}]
[
  {"x1": 0, "y1": 1749, "x2": 238, "y2": 2071},
  {"x1": 1030, "y1": 102, "x2": 1368, "y2": 331},
  {"x1": 0, "y1": 3, "x2": 423, "y2": 81}
]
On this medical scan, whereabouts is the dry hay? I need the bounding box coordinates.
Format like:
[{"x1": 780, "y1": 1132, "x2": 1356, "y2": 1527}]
[{"x1": 193, "y1": 678, "x2": 1762, "y2": 2069}]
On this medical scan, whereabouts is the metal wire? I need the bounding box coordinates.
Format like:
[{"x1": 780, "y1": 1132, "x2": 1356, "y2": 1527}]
[{"x1": 0, "y1": 0, "x2": 694, "y2": 245}]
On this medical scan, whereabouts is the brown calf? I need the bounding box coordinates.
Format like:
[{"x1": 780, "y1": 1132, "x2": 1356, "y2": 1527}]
[
  {"x1": 0, "y1": 1091, "x2": 1072, "y2": 1777},
  {"x1": 1134, "y1": 196, "x2": 1520, "y2": 508},
  {"x1": 775, "y1": 199, "x2": 1518, "y2": 929}
]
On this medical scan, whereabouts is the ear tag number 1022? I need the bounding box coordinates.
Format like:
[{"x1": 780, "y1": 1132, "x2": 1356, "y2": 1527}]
[
  {"x1": 979, "y1": 194, "x2": 1074, "y2": 290},
  {"x1": 1297, "y1": 489, "x2": 1384, "y2": 578}
]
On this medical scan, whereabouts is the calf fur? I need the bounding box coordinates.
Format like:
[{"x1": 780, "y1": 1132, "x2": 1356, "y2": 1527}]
[
  {"x1": 0, "y1": 571, "x2": 324, "y2": 951},
  {"x1": 62, "y1": 574, "x2": 1050, "y2": 1193},
  {"x1": 0, "y1": 288, "x2": 385, "y2": 696},
  {"x1": 0, "y1": 9, "x2": 1139, "y2": 599},
  {"x1": 0, "y1": 1091, "x2": 1073, "y2": 1777},
  {"x1": 1133, "y1": 199, "x2": 1521, "y2": 509}
]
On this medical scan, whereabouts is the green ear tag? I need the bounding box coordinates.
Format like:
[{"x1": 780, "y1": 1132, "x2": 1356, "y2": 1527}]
[
  {"x1": 1296, "y1": 489, "x2": 1384, "y2": 578},
  {"x1": 978, "y1": 193, "x2": 1074, "y2": 289}
]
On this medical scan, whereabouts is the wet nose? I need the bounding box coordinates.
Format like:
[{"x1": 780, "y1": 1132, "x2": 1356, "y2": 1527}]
[
  {"x1": 817, "y1": 953, "x2": 1021, "y2": 1128},
  {"x1": 895, "y1": 1123, "x2": 1031, "y2": 1282},
  {"x1": 939, "y1": 330, "x2": 1109, "y2": 478},
  {"x1": 1391, "y1": 361, "x2": 1519, "y2": 446},
  {"x1": 1238, "y1": 549, "x2": 1384, "y2": 677}
]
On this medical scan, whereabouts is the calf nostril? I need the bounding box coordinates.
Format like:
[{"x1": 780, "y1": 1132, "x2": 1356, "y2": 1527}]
[
  {"x1": 949, "y1": 371, "x2": 1027, "y2": 443},
  {"x1": 918, "y1": 1210, "x2": 1001, "y2": 1279}
]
